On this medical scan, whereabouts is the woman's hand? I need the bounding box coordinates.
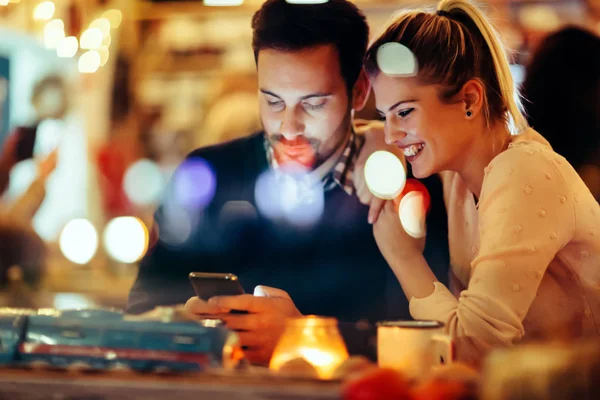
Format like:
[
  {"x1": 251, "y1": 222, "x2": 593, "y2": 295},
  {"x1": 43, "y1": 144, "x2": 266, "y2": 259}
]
[{"x1": 373, "y1": 200, "x2": 425, "y2": 264}]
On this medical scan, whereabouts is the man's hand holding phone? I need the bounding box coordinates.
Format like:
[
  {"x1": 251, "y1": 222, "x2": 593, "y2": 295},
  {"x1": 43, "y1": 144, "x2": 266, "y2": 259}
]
[{"x1": 184, "y1": 279, "x2": 302, "y2": 366}]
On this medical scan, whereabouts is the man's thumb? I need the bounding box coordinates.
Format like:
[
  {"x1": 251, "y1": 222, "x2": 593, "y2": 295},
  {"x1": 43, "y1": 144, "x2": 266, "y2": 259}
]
[{"x1": 254, "y1": 285, "x2": 291, "y2": 299}]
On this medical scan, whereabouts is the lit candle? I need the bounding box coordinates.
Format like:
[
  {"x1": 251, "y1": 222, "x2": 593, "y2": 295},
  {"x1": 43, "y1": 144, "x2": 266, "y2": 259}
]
[{"x1": 270, "y1": 316, "x2": 349, "y2": 379}]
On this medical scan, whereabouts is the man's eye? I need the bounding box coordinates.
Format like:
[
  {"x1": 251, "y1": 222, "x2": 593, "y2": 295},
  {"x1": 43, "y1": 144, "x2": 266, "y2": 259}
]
[
  {"x1": 303, "y1": 102, "x2": 326, "y2": 111},
  {"x1": 267, "y1": 100, "x2": 284, "y2": 109}
]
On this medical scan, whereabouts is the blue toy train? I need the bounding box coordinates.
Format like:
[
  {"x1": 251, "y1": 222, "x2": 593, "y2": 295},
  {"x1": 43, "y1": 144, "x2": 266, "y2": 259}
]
[{"x1": 0, "y1": 307, "x2": 243, "y2": 372}]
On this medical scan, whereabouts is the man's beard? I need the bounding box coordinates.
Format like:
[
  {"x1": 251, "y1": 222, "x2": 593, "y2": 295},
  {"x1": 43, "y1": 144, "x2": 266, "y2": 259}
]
[
  {"x1": 263, "y1": 112, "x2": 352, "y2": 170},
  {"x1": 268, "y1": 134, "x2": 320, "y2": 169}
]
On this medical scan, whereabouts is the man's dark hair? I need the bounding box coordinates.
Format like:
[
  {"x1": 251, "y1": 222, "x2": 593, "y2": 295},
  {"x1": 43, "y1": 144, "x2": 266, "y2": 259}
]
[{"x1": 251, "y1": 0, "x2": 369, "y2": 93}]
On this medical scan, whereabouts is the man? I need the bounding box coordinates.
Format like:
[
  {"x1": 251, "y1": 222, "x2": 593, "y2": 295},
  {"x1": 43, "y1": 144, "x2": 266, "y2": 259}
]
[{"x1": 127, "y1": 0, "x2": 449, "y2": 365}]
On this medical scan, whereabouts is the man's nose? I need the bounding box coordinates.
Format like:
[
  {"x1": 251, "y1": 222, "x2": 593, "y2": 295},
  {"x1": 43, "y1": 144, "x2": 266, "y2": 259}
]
[{"x1": 280, "y1": 108, "x2": 304, "y2": 140}]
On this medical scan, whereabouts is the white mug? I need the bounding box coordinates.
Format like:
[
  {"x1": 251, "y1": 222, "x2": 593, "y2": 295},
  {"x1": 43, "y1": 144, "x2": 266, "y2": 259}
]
[{"x1": 377, "y1": 320, "x2": 453, "y2": 379}]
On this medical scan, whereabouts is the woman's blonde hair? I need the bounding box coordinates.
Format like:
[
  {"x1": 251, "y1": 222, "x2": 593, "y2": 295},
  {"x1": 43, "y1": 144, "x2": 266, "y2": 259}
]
[{"x1": 364, "y1": 0, "x2": 527, "y2": 134}]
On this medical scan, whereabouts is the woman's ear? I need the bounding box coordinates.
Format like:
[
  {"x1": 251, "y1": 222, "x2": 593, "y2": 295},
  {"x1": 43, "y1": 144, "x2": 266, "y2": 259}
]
[
  {"x1": 460, "y1": 79, "x2": 485, "y2": 117},
  {"x1": 352, "y1": 69, "x2": 371, "y2": 112}
]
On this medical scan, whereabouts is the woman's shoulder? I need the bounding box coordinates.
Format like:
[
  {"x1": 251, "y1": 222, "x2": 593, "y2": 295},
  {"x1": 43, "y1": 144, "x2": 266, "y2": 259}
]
[{"x1": 488, "y1": 129, "x2": 569, "y2": 181}]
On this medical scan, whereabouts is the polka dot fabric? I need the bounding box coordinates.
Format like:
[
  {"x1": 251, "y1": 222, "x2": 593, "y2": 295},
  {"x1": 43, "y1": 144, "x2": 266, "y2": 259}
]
[{"x1": 410, "y1": 128, "x2": 600, "y2": 363}]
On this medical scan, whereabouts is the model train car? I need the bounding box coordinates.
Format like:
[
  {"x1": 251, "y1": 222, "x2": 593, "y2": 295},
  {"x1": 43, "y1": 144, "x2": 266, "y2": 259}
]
[{"x1": 0, "y1": 308, "x2": 243, "y2": 372}]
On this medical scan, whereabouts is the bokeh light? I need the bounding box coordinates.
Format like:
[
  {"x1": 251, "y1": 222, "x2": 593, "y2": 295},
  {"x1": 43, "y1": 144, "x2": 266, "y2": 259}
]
[
  {"x1": 33, "y1": 1, "x2": 55, "y2": 21},
  {"x1": 399, "y1": 192, "x2": 427, "y2": 239},
  {"x1": 158, "y1": 204, "x2": 194, "y2": 246},
  {"x1": 98, "y1": 46, "x2": 110, "y2": 66},
  {"x1": 56, "y1": 36, "x2": 78, "y2": 58},
  {"x1": 80, "y1": 28, "x2": 103, "y2": 49},
  {"x1": 123, "y1": 159, "x2": 165, "y2": 206},
  {"x1": 255, "y1": 166, "x2": 324, "y2": 227},
  {"x1": 173, "y1": 158, "x2": 217, "y2": 209},
  {"x1": 103, "y1": 217, "x2": 149, "y2": 263},
  {"x1": 59, "y1": 219, "x2": 98, "y2": 265},
  {"x1": 43, "y1": 19, "x2": 65, "y2": 49},
  {"x1": 7, "y1": 160, "x2": 38, "y2": 200},
  {"x1": 89, "y1": 18, "x2": 111, "y2": 37},
  {"x1": 364, "y1": 150, "x2": 406, "y2": 199},
  {"x1": 78, "y1": 50, "x2": 100, "y2": 73},
  {"x1": 34, "y1": 119, "x2": 62, "y2": 157},
  {"x1": 102, "y1": 9, "x2": 123, "y2": 28},
  {"x1": 376, "y1": 42, "x2": 418, "y2": 77}
]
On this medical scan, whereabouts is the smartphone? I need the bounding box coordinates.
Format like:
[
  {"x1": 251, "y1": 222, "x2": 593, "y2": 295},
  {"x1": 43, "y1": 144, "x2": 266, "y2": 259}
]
[{"x1": 189, "y1": 272, "x2": 245, "y2": 301}]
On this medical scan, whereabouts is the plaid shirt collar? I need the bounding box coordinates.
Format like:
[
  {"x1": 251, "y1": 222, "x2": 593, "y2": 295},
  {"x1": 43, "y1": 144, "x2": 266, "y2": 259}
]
[{"x1": 264, "y1": 130, "x2": 364, "y2": 196}]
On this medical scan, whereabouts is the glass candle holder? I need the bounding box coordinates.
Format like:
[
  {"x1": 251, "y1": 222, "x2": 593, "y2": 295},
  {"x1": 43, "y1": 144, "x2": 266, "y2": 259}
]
[{"x1": 269, "y1": 315, "x2": 349, "y2": 379}]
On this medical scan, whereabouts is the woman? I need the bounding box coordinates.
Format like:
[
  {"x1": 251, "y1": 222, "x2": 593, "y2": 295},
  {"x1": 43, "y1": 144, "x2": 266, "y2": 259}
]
[{"x1": 365, "y1": 0, "x2": 600, "y2": 365}]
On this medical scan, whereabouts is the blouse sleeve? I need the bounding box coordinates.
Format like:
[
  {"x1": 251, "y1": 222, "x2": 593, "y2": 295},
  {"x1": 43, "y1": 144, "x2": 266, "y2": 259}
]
[{"x1": 409, "y1": 144, "x2": 575, "y2": 361}]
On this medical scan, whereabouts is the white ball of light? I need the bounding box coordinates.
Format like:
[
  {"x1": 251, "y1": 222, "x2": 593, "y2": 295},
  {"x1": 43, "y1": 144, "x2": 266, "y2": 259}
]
[
  {"x1": 7, "y1": 160, "x2": 38, "y2": 200},
  {"x1": 103, "y1": 217, "x2": 149, "y2": 263},
  {"x1": 78, "y1": 51, "x2": 100, "y2": 74},
  {"x1": 56, "y1": 36, "x2": 79, "y2": 58},
  {"x1": 59, "y1": 219, "x2": 98, "y2": 265},
  {"x1": 376, "y1": 42, "x2": 418, "y2": 77},
  {"x1": 399, "y1": 192, "x2": 427, "y2": 238},
  {"x1": 123, "y1": 159, "x2": 166, "y2": 206},
  {"x1": 364, "y1": 150, "x2": 406, "y2": 200}
]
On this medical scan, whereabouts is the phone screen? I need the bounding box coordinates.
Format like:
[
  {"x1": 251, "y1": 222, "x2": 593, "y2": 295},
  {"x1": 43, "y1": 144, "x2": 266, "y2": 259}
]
[{"x1": 188, "y1": 272, "x2": 245, "y2": 301}]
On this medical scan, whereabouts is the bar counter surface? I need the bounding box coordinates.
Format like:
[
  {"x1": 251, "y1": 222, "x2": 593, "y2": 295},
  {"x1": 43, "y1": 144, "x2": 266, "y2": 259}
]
[{"x1": 0, "y1": 368, "x2": 341, "y2": 400}]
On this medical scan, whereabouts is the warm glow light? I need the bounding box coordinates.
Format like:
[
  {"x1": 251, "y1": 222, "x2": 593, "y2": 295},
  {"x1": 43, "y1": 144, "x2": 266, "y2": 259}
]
[
  {"x1": 102, "y1": 35, "x2": 111, "y2": 47},
  {"x1": 56, "y1": 36, "x2": 78, "y2": 58},
  {"x1": 33, "y1": 1, "x2": 55, "y2": 20},
  {"x1": 102, "y1": 9, "x2": 123, "y2": 28},
  {"x1": 44, "y1": 19, "x2": 65, "y2": 49},
  {"x1": 59, "y1": 219, "x2": 98, "y2": 265},
  {"x1": 103, "y1": 217, "x2": 149, "y2": 263},
  {"x1": 299, "y1": 348, "x2": 336, "y2": 367},
  {"x1": 98, "y1": 46, "x2": 109, "y2": 66},
  {"x1": 80, "y1": 28, "x2": 103, "y2": 49},
  {"x1": 399, "y1": 192, "x2": 427, "y2": 238},
  {"x1": 270, "y1": 316, "x2": 348, "y2": 380},
  {"x1": 78, "y1": 51, "x2": 100, "y2": 73},
  {"x1": 90, "y1": 18, "x2": 111, "y2": 37},
  {"x1": 123, "y1": 159, "x2": 165, "y2": 206},
  {"x1": 203, "y1": 0, "x2": 244, "y2": 6},
  {"x1": 364, "y1": 151, "x2": 406, "y2": 199},
  {"x1": 0, "y1": 0, "x2": 9, "y2": 6}
]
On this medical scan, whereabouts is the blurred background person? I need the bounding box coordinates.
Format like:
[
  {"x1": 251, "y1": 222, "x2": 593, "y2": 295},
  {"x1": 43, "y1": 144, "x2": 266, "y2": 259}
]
[{"x1": 521, "y1": 26, "x2": 600, "y2": 200}]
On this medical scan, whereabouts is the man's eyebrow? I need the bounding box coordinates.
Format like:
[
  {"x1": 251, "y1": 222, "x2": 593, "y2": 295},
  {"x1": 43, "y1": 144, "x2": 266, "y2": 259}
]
[{"x1": 259, "y1": 90, "x2": 332, "y2": 100}]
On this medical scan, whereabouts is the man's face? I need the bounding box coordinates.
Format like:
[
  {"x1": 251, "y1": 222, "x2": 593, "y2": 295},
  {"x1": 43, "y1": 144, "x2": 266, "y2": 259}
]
[{"x1": 257, "y1": 44, "x2": 352, "y2": 169}]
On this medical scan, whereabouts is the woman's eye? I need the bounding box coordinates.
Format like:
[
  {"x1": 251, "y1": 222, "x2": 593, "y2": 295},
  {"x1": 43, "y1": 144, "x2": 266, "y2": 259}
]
[{"x1": 398, "y1": 108, "x2": 414, "y2": 118}]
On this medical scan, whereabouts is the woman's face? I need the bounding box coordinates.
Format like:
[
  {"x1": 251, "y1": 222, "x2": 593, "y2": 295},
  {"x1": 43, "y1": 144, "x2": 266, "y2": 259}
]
[{"x1": 371, "y1": 74, "x2": 474, "y2": 178}]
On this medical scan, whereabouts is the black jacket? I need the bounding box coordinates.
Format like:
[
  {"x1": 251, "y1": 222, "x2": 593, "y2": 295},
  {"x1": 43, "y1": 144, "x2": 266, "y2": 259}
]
[{"x1": 127, "y1": 132, "x2": 450, "y2": 323}]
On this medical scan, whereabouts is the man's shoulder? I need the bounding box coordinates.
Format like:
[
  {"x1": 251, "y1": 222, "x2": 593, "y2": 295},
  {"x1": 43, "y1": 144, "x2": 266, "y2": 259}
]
[{"x1": 187, "y1": 132, "x2": 265, "y2": 161}]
